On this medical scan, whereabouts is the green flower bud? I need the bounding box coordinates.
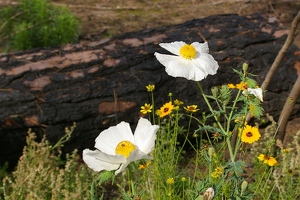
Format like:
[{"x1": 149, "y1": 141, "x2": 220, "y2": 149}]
[
  {"x1": 208, "y1": 147, "x2": 215, "y2": 158},
  {"x1": 242, "y1": 62, "x2": 249, "y2": 72},
  {"x1": 211, "y1": 86, "x2": 219, "y2": 98},
  {"x1": 241, "y1": 180, "x2": 248, "y2": 194}
]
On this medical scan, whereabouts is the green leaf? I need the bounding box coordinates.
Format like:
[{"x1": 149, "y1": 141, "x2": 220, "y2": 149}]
[{"x1": 195, "y1": 125, "x2": 222, "y2": 134}]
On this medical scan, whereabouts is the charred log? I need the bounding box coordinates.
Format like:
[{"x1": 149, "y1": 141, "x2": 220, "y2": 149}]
[{"x1": 0, "y1": 13, "x2": 299, "y2": 168}]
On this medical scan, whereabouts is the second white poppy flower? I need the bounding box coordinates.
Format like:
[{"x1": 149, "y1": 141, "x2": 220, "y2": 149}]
[{"x1": 83, "y1": 118, "x2": 159, "y2": 174}]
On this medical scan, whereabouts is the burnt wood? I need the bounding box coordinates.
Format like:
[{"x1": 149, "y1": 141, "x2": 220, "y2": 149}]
[{"x1": 0, "y1": 13, "x2": 299, "y2": 168}]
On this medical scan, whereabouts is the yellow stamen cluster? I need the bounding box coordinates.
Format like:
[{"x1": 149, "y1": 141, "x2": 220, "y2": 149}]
[
  {"x1": 115, "y1": 140, "x2": 135, "y2": 158},
  {"x1": 179, "y1": 44, "x2": 197, "y2": 59}
]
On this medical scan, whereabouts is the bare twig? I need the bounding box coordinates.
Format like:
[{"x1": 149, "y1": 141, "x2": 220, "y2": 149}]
[
  {"x1": 277, "y1": 75, "x2": 300, "y2": 144},
  {"x1": 261, "y1": 11, "x2": 300, "y2": 91},
  {"x1": 241, "y1": 11, "x2": 300, "y2": 147},
  {"x1": 264, "y1": 11, "x2": 300, "y2": 144}
]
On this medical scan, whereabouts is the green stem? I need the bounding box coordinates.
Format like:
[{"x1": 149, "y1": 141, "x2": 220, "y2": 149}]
[
  {"x1": 197, "y1": 82, "x2": 226, "y2": 135},
  {"x1": 175, "y1": 113, "x2": 192, "y2": 165},
  {"x1": 151, "y1": 91, "x2": 156, "y2": 124},
  {"x1": 197, "y1": 82, "x2": 235, "y2": 162}
]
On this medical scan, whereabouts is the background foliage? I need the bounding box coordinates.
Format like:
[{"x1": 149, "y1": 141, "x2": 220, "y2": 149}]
[{"x1": 0, "y1": 0, "x2": 80, "y2": 51}]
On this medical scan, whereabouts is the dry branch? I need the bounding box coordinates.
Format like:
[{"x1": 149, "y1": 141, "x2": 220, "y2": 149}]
[
  {"x1": 277, "y1": 76, "x2": 300, "y2": 144},
  {"x1": 261, "y1": 11, "x2": 300, "y2": 91}
]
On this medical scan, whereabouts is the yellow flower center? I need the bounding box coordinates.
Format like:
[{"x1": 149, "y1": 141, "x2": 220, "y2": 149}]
[
  {"x1": 179, "y1": 44, "x2": 197, "y2": 59},
  {"x1": 115, "y1": 140, "x2": 135, "y2": 158}
]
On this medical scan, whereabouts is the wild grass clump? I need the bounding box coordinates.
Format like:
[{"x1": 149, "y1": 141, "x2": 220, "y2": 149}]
[
  {"x1": 1, "y1": 123, "x2": 99, "y2": 200},
  {"x1": 0, "y1": 0, "x2": 80, "y2": 51}
]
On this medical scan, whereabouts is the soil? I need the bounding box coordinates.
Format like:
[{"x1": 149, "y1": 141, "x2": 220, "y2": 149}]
[{"x1": 49, "y1": 0, "x2": 300, "y2": 47}]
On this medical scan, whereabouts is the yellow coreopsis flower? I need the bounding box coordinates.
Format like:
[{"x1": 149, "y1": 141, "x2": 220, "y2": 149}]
[
  {"x1": 174, "y1": 99, "x2": 184, "y2": 106},
  {"x1": 184, "y1": 105, "x2": 200, "y2": 113},
  {"x1": 234, "y1": 115, "x2": 245, "y2": 123},
  {"x1": 227, "y1": 83, "x2": 236, "y2": 89},
  {"x1": 138, "y1": 161, "x2": 151, "y2": 170},
  {"x1": 241, "y1": 125, "x2": 261, "y2": 144},
  {"x1": 158, "y1": 101, "x2": 174, "y2": 118},
  {"x1": 211, "y1": 171, "x2": 220, "y2": 179},
  {"x1": 166, "y1": 178, "x2": 174, "y2": 184},
  {"x1": 235, "y1": 81, "x2": 248, "y2": 90},
  {"x1": 146, "y1": 84, "x2": 155, "y2": 92},
  {"x1": 138, "y1": 164, "x2": 146, "y2": 170},
  {"x1": 258, "y1": 154, "x2": 278, "y2": 166},
  {"x1": 140, "y1": 103, "x2": 153, "y2": 114}
]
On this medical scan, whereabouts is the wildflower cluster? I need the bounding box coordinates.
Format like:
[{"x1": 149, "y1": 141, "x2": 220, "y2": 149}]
[
  {"x1": 81, "y1": 39, "x2": 289, "y2": 200},
  {"x1": 2, "y1": 24, "x2": 298, "y2": 199}
]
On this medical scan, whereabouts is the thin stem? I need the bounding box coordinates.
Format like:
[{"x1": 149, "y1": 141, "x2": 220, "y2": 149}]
[
  {"x1": 151, "y1": 91, "x2": 156, "y2": 124},
  {"x1": 175, "y1": 113, "x2": 192, "y2": 165},
  {"x1": 196, "y1": 82, "x2": 226, "y2": 134},
  {"x1": 226, "y1": 88, "x2": 243, "y2": 134},
  {"x1": 197, "y1": 82, "x2": 235, "y2": 162}
]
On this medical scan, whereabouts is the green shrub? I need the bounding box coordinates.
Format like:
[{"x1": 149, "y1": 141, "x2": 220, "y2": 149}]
[{"x1": 0, "y1": 0, "x2": 80, "y2": 51}]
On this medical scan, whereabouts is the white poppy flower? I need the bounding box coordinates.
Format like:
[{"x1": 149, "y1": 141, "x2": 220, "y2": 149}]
[
  {"x1": 83, "y1": 118, "x2": 159, "y2": 174},
  {"x1": 204, "y1": 187, "x2": 215, "y2": 200},
  {"x1": 243, "y1": 88, "x2": 263, "y2": 102},
  {"x1": 154, "y1": 41, "x2": 219, "y2": 81}
]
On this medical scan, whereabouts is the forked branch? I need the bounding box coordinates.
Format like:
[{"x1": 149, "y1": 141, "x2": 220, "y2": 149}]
[{"x1": 261, "y1": 11, "x2": 300, "y2": 91}]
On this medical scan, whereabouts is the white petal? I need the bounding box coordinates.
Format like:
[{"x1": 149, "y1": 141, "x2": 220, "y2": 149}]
[
  {"x1": 115, "y1": 148, "x2": 152, "y2": 174},
  {"x1": 95, "y1": 121, "x2": 134, "y2": 155},
  {"x1": 192, "y1": 53, "x2": 219, "y2": 75},
  {"x1": 155, "y1": 53, "x2": 194, "y2": 79},
  {"x1": 191, "y1": 42, "x2": 209, "y2": 53},
  {"x1": 166, "y1": 59, "x2": 196, "y2": 80},
  {"x1": 134, "y1": 118, "x2": 159, "y2": 154},
  {"x1": 190, "y1": 62, "x2": 207, "y2": 81},
  {"x1": 154, "y1": 53, "x2": 176, "y2": 68},
  {"x1": 247, "y1": 88, "x2": 263, "y2": 102},
  {"x1": 159, "y1": 41, "x2": 186, "y2": 56},
  {"x1": 82, "y1": 149, "x2": 126, "y2": 172}
]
